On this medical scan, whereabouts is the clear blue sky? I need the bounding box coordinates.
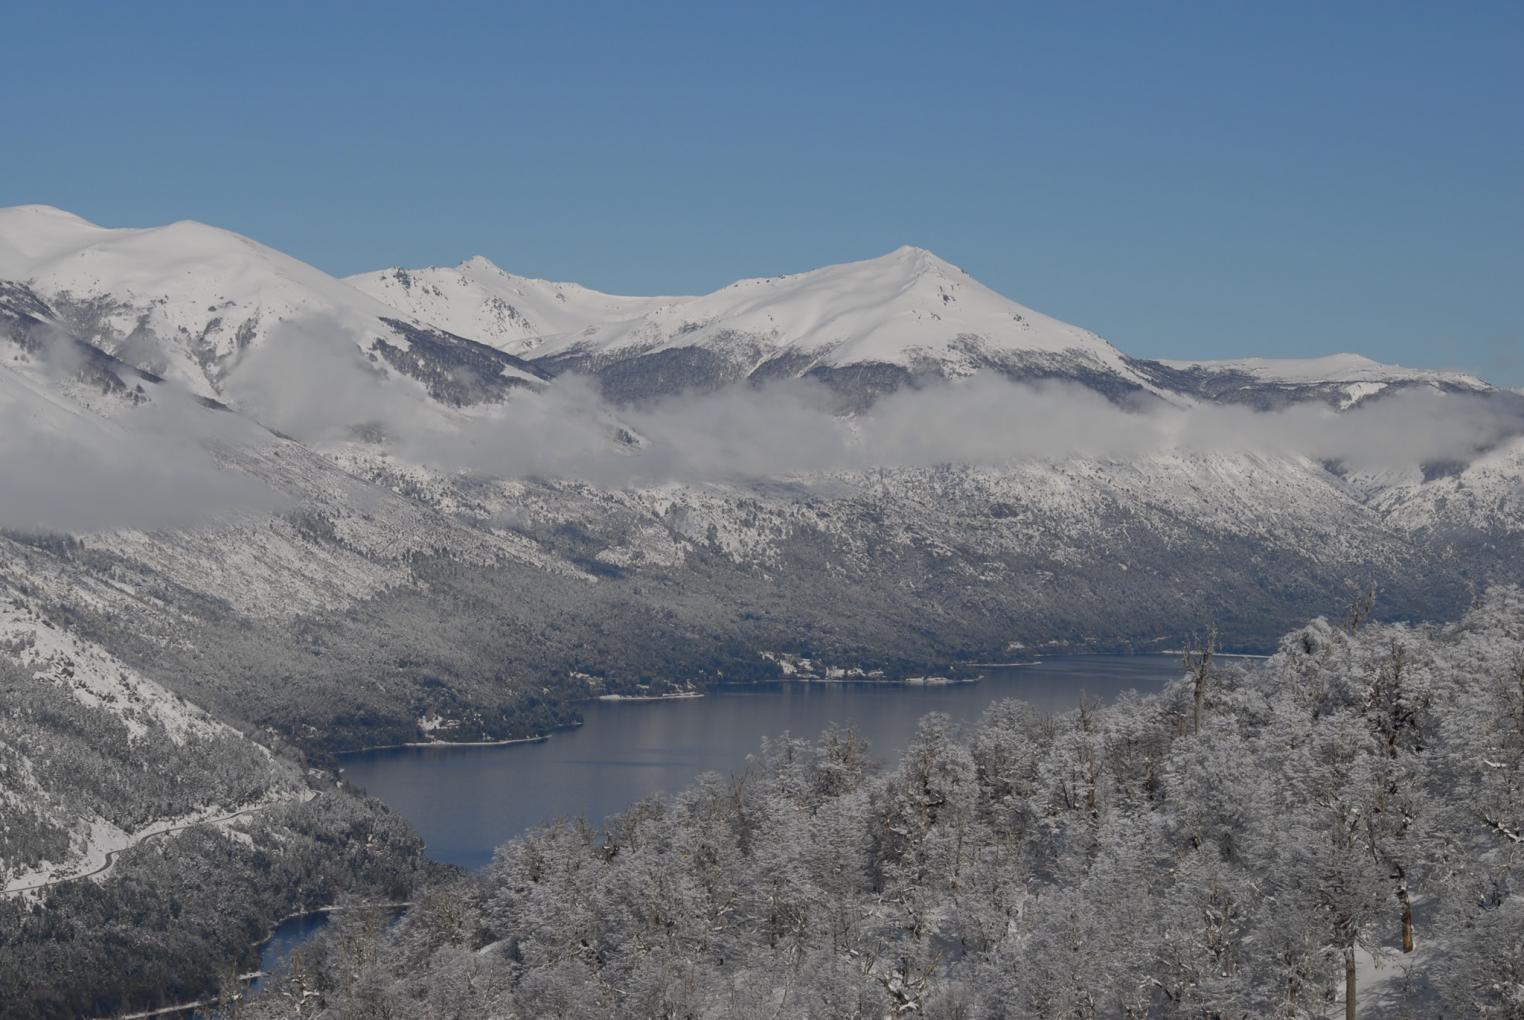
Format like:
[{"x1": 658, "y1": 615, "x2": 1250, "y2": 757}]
[{"x1": 4, "y1": 2, "x2": 1520, "y2": 384}]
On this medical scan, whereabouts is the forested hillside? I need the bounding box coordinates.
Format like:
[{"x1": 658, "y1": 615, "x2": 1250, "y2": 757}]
[
  {"x1": 241, "y1": 588, "x2": 1524, "y2": 1018},
  {"x1": 0, "y1": 791, "x2": 430, "y2": 1020},
  {"x1": 0, "y1": 608, "x2": 436, "y2": 1020}
]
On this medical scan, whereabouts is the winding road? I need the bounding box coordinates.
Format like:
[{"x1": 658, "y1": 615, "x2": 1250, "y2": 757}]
[{"x1": 3, "y1": 797, "x2": 303, "y2": 897}]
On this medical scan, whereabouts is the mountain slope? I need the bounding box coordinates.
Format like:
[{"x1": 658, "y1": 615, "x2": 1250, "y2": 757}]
[
  {"x1": 1142, "y1": 352, "x2": 1492, "y2": 409},
  {"x1": 359, "y1": 246, "x2": 1499, "y2": 415},
  {"x1": 347, "y1": 256, "x2": 682, "y2": 354},
  {"x1": 0, "y1": 206, "x2": 547, "y2": 411},
  {"x1": 519, "y1": 246, "x2": 1166, "y2": 406},
  {"x1": 0, "y1": 205, "x2": 1519, "y2": 763},
  {"x1": 12, "y1": 207, "x2": 1517, "y2": 1020}
]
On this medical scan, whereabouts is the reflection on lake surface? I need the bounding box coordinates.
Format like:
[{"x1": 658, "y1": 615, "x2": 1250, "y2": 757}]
[{"x1": 340, "y1": 655, "x2": 1183, "y2": 870}]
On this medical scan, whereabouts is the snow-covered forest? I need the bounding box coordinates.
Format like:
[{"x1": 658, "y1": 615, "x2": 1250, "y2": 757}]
[{"x1": 237, "y1": 589, "x2": 1524, "y2": 1019}]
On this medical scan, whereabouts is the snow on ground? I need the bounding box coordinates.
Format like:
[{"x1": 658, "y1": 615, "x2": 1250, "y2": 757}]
[
  {"x1": 1365, "y1": 433, "x2": 1524, "y2": 533},
  {"x1": 1, "y1": 788, "x2": 315, "y2": 896},
  {"x1": 1163, "y1": 352, "x2": 1489, "y2": 390},
  {"x1": 511, "y1": 245, "x2": 1166, "y2": 391},
  {"x1": 0, "y1": 204, "x2": 542, "y2": 400},
  {"x1": 0, "y1": 583, "x2": 312, "y2": 892},
  {"x1": 0, "y1": 594, "x2": 224, "y2": 742},
  {"x1": 347, "y1": 256, "x2": 682, "y2": 353}
]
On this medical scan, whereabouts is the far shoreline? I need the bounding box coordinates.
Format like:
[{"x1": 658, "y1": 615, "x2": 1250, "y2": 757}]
[{"x1": 337, "y1": 733, "x2": 551, "y2": 755}]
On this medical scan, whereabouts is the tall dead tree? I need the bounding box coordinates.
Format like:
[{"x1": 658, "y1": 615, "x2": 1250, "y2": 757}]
[
  {"x1": 1183, "y1": 624, "x2": 1217, "y2": 736},
  {"x1": 1346, "y1": 585, "x2": 1377, "y2": 635}
]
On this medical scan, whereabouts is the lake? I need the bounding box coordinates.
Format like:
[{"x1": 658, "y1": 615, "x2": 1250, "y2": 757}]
[
  {"x1": 230, "y1": 655, "x2": 1182, "y2": 1012},
  {"x1": 339, "y1": 655, "x2": 1183, "y2": 870}
]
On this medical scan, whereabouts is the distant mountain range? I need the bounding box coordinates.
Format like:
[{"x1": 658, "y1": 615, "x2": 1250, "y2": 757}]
[
  {"x1": 1, "y1": 203, "x2": 1520, "y2": 782},
  {"x1": 1, "y1": 204, "x2": 1489, "y2": 413},
  {"x1": 349, "y1": 244, "x2": 1492, "y2": 411}
]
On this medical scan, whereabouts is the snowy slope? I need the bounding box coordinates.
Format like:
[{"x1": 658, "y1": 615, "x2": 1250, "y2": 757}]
[
  {"x1": 0, "y1": 203, "x2": 1520, "y2": 746},
  {"x1": 356, "y1": 244, "x2": 1505, "y2": 415},
  {"x1": 347, "y1": 256, "x2": 682, "y2": 354},
  {"x1": 0, "y1": 576, "x2": 306, "y2": 892},
  {"x1": 514, "y1": 246, "x2": 1166, "y2": 404},
  {"x1": 1368, "y1": 433, "x2": 1524, "y2": 533},
  {"x1": 1164, "y1": 353, "x2": 1487, "y2": 388},
  {"x1": 0, "y1": 205, "x2": 545, "y2": 406},
  {"x1": 1153, "y1": 353, "x2": 1492, "y2": 409},
  {"x1": 534, "y1": 246, "x2": 1117, "y2": 363}
]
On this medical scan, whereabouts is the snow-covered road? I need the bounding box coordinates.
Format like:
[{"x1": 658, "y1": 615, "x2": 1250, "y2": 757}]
[{"x1": 2, "y1": 791, "x2": 315, "y2": 897}]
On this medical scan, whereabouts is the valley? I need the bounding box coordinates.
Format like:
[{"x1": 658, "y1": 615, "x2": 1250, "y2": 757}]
[{"x1": 0, "y1": 204, "x2": 1520, "y2": 1018}]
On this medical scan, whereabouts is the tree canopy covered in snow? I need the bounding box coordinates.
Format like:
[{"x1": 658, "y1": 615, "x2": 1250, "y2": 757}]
[{"x1": 238, "y1": 588, "x2": 1524, "y2": 1019}]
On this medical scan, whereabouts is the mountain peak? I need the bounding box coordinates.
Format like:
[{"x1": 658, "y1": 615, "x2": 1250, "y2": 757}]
[
  {"x1": 347, "y1": 259, "x2": 679, "y2": 355},
  {"x1": 876, "y1": 244, "x2": 959, "y2": 271},
  {"x1": 457, "y1": 255, "x2": 507, "y2": 275},
  {"x1": 506, "y1": 241, "x2": 1159, "y2": 403},
  {"x1": 834, "y1": 245, "x2": 968, "y2": 288}
]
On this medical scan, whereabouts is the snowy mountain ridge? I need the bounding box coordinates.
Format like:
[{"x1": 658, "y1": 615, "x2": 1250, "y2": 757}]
[
  {"x1": 1155, "y1": 353, "x2": 1491, "y2": 410},
  {"x1": 0, "y1": 205, "x2": 546, "y2": 412},
  {"x1": 0, "y1": 203, "x2": 1521, "y2": 772},
  {"x1": 355, "y1": 239, "x2": 1497, "y2": 410},
  {"x1": 525, "y1": 245, "x2": 1130, "y2": 361},
  {"x1": 347, "y1": 255, "x2": 682, "y2": 354},
  {"x1": 2, "y1": 205, "x2": 1497, "y2": 415},
  {"x1": 1162, "y1": 352, "x2": 1486, "y2": 388}
]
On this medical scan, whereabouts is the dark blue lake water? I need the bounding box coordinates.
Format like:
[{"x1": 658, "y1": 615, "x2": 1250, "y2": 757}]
[
  {"x1": 339, "y1": 655, "x2": 1183, "y2": 870},
  {"x1": 235, "y1": 655, "x2": 1181, "y2": 1009}
]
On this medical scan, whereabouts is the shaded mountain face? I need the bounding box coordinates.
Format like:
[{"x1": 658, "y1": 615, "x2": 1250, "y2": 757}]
[{"x1": 2, "y1": 204, "x2": 1522, "y2": 762}]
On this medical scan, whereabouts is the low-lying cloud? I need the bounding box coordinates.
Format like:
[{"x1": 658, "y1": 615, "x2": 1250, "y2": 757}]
[
  {"x1": 222, "y1": 313, "x2": 433, "y2": 442},
  {"x1": 7, "y1": 309, "x2": 1517, "y2": 534},
  {"x1": 27, "y1": 311, "x2": 1495, "y2": 515},
  {"x1": 0, "y1": 363, "x2": 284, "y2": 533},
  {"x1": 217, "y1": 315, "x2": 1524, "y2": 486},
  {"x1": 626, "y1": 377, "x2": 1520, "y2": 482}
]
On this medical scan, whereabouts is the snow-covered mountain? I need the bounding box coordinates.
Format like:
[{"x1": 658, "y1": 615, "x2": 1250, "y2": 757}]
[
  {"x1": 359, "y1": 244, "x2": 1503, "y2": 413},
  {"x1": 357, "y1": 246, "x2": 1171, "y2": 407},
  {"x1": 1166, "y1": 352, "x2": 1487, "y2": 388},
  {"x1": 0, "y1": 205, "x2": 546, "y2": 411},
  {"x1": 1, "y1": 202, "x2": 1521, "y2": 768},
  {"x1": 6, "y1": 204, "x2": 1500, "y2": 423},
  {"x1": 348, "y1": 256, "x2": 680, "y2": 354},
  {"x1": 1150, "y1": 353, "x2": 1491, "y2": 410}
]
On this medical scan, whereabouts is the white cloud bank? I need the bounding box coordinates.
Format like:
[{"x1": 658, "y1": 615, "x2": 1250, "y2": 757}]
[
  {"x1": 8, "y1": 311, "x2": 1517, "y2": 533},
  {"x1": 222, "y1": 316, "x2": 1524, "y2": 486}
]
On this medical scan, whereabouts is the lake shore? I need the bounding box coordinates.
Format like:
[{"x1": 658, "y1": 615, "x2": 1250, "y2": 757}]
[{"x1": 341, "y1": 734, "x2": 550, "y2": 754}]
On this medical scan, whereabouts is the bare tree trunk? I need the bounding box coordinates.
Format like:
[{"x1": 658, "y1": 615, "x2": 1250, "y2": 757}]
[
  {"x1": 1347, "y1": 585, "x2": 1377, "y2": 634},
  {"x1": 1183, "y1": 625, "x2": 1216, "y2": 735},
  {"x1": 1401, "y1": 893, "x2": 1414, "y2": 953},
  {"x1": 1345, "y1": 946, "x2": 1357, "y2": 1020}
]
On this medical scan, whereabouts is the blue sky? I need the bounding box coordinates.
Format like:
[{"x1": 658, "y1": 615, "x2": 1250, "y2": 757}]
[{"x1": 4, "y1": 2, "x2": 1520, "y2": 384}]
